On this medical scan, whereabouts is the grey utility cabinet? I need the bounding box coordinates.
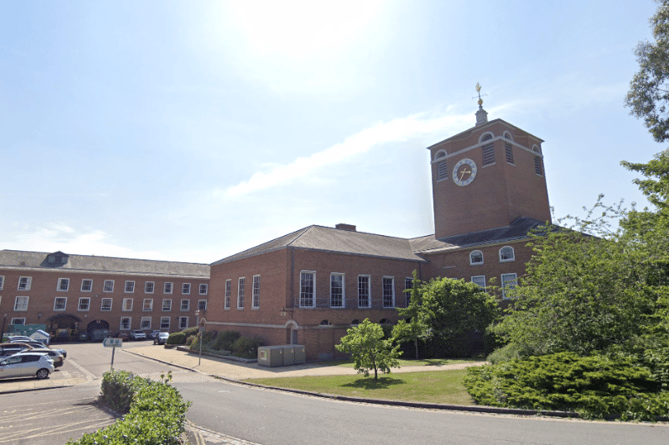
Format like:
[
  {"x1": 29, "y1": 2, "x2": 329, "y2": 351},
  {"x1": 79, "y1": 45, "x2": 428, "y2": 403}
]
[{"x1": 258, "y1": 345, "x2": 306, "y2": 367}]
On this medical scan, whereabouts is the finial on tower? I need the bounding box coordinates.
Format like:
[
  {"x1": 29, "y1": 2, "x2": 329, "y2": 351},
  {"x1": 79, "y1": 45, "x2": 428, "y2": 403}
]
[{"x1": 474, "y1": 82, "x2": 488, "y2": 126}]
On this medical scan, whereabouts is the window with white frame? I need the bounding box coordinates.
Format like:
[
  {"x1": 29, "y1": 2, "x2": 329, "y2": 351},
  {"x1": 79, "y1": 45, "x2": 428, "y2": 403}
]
[
  {"x1": 103, "y1": 280, "x2": 114, "y2": 292},
  {"x1": 14, "y1": 296, "x2": 29, "y2": 311},
  {"x1": 162, "y1": 299, "x2": 172, "y2": 311},
  {"x1": 330, "y1": 273, "x2": 344, "y2": 308},
  {"x1": 18, "y1": 276, "x2": 32, "y2": 291},
  {"x1": 178, "y1": 316, "x2": 189, "y2": 329},
  {"x1": 499, "y1": 246, "x2": 515, "y2": 262},
  {"x1": 11, "y1": 318, "x2": 26, "y2": 325},
  {"x1": 382, "y1": 277, "x2": 395, "y2": 308},
  {"x1": 501, "y1": 273, "x2": 518, "y2": 299},
  {"x1": 54, "y1": 297, "x2": 67, "y2": 311},
  {"x1": 57, "y1": 278, "x2": 70, "y2": 291},
  {"x1": 358, "y1": 275, "x2": 371, "y2": 308},
  {"x1": 145, "y1": 281, "x2": 155, "y2": 294},
  {"x1": 300, "y1": 271, "x2": 315, "y2": 308},
  {"x1": 469, "y1": 250, "x2": 483, "y2": 265},
  {"x1": 125, "y1": 281, "x2": 135, "y2": 293},
  {"x1": 81, "y1": 279, "x2": 93, "y2": 292},
  {"x1": 405, "y1": 277, "x2": 413, "y2": 307},
  {"x1": 140, "y1": 317, "x2": 152, "y2": 330},
  {"x1": 164, "y1": 282, "x2": 173, "y2": 294},
  {"x1": 101, "y1": 298, "x2": 112, "y2": 311},
  {"x1": 199, "y1": 284, "x2": 208, "y2": 295},
  {"x1": 180, "y1": 299, "x2": 190, "y2": 311},
  {"x1": 224, "y1": 279, "x2": 231, "y2": 310},
  {"x1": 198, "y1": 299, "x2": 207, "y2": 311},
  {"x1": 122, "y1": 298, "x2": 133, "y2": 311},
  {"x1": 182, "y1": 283, "x2": 191, "y2": 295},
  {"x1": 160, "y1": 316, "x2": 170, "y2": 330},
  {"x1": 471, "y1": 275, "x2": 486, "y2": 290},
  {"x1": 0, "y1": 275, "x2": 4, "y2": 290},
  {"x1": 237, "y1": 277, "x2": 245, "y2": 309},
  {"x1": 252, "y1": 275, "x2": 260, "y2": 309},
  {"x1": 143, "y1": 298, "x2": 153, "y2": 311},
  {"x1": 78, "y1": 297, "x2": 90, "y2": 311},
  {"x1": 120, "y1": 317, "x2": 131, "y2": 330}
]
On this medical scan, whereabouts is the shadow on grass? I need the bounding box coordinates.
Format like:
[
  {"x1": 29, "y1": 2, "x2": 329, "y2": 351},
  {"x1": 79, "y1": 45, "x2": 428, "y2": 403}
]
[{"x1": 342, "y1": 376, "x2": 405, "y2": 390}]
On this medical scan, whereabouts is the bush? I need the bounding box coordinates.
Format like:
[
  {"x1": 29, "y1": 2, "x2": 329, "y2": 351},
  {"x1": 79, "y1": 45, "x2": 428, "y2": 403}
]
[
  {"x1": 166, "y1": 331, "x2": 187, "y2": 345},
  {"x1": 100, "y1": 370, "x2": 150, "y2": 413},
  {"x1": 186, "y1": 335, "x2": 197, "y2": 346},
  {"x1": 210, "y1": 330, "x2": 241, "y2": 352},
  {"x1": 231, "y1": 336, "x2": 264, "y2": 359}
]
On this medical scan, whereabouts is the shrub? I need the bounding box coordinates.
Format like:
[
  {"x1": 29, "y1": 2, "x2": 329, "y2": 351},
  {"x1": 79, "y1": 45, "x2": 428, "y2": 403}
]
[
  {"x1": 232, "y1": 336, "x2": 264, "y2": 359},
  {"x1": 186, "y1": 335, "x2": 197, "y2": 346},
  {"x1": 166, "y1": 331, "x2": 186, "y2": 345},
  {"x1": 100, "y1": 370, "x2": 150, "y2": 413},
  {"x1": 210, "y1": 330, "x2": 241, "y2": 352}
]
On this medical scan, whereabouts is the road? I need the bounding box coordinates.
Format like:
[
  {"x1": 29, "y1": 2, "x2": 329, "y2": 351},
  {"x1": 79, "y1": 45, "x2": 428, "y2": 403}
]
[{"x1": 2, "y1": 342, "x2": 669, "y2": 445}]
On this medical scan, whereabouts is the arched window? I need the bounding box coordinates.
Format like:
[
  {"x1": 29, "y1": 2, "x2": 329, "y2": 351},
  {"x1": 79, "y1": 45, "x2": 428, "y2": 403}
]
[
  {"x1": 379, "y1": 318, "x2": 392, "y2": 325},
  {"x1": 479, "y1": 132, "x2": 494, "y2": 144},
  {"x1": 435, "y1": 150, "x2": 448, "y2": 181},
  {"x1": 351, "y1": 319, "x2": 360, "y2": 326},
  {"x1": 532, "y1": 145, "x2": 543, "y2": 175},
  {"x1": 499, "y1": 246, "x2": 515, "y2": 262},
  {"x1": 503, "y1": 131, "x2": 513, "y2": 141},
  {"x1": 480, "y1": 133, "x2": 495, "y2": 166},
  {"x1": 469, "y1": 250, "x2": 483, "y2": 265},
  {"x1": 319, "y1": 320, "x2": 332, "y2": 326}
]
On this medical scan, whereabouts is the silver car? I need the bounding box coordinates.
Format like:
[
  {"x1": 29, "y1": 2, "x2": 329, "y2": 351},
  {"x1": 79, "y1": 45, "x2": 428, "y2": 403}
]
[{"x1": 0, "y1": 353, "x2": 54, "y2": 380}]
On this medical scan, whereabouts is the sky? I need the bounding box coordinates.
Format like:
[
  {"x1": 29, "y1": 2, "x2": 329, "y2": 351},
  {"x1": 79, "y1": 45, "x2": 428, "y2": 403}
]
[{"x1": 0, "y1": 0, "x2": 663, "y2": 264}]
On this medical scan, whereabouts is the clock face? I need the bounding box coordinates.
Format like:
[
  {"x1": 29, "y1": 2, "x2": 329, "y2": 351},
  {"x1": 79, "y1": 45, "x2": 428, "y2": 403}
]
[{"x1": 453, "y1": 158, "x2": 477, "y2": 186}]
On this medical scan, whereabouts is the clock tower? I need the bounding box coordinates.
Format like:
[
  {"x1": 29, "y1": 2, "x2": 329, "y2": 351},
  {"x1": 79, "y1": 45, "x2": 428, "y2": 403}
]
[{"x1": 428, "y1": 92, "x2": 551, "y2": 239}]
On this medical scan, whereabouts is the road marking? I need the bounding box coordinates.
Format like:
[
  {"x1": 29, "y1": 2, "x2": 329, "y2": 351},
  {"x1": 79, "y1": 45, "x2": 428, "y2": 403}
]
[{"x1": 67, "y1": 357, "x2": 96, "y2": 381}]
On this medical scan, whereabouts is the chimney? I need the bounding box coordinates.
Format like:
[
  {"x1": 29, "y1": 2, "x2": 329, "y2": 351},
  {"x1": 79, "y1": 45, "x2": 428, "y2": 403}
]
[{"x1": 335, "y1": 223, "x2": 357, "y2": 232}]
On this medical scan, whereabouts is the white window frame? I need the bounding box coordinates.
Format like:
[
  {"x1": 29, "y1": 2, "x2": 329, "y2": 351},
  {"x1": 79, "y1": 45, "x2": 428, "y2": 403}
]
[
  {"x1": 103, "y1": 280, "x2": 114, "y2": 293},
  {"x1": 18, "y1": 276, "x2": 32, "y2": 291},
  {"x1": 299, "y1": 271, "x2": 316, "y2": 308},
  {"x1": 120, "y1": 317, "x2": 131, "y2": 331},
  {"x1": 162, "y1": 299, "x2": 172, "y2": 311},
  {"x1": 125, "y1": 281, "x2": 135, "y2": 293},
  {"x1": 122, "y1": 298, "x2": 133, "y2": 311},
  {"x1": 178, "y1": 316, "x2": 189, "y2": 329},
  {"x1": 198, "y1": 299, "x2": 207, "y2": 311},
  {"x1": 143, "y1": 298, "x2": 153, "y2": 311},
  {"x1": 57, "y1": 278, "x2": 70, "y2": 292},
  {"x1": 78, "y1": 297, "x2": 91, "y2": 311},
  {"x1": 501, "y1": 273, "x2": 518, "y2": 299},
  {"x1": 180, "y1": 299, "x2": 190, "y2": 312},
  {"x1": 499, "y1": 246, "x2": 515, "y2": 262},
  {"x1": 140, "y1": 316, "x2": 152, "y2": 330},
  {"x1": 469, "y1": 250, "x2": 484, "y2": 265},
  {"x1": 237, "y1": 277, "x2": 245, "y2": 309},
  {"x1": 101, "y1": 298, "x2": 113, "y2": 311},
  {"x1": 81, "y1": 279, "x2": 93, "y2": 292},
  {"x1": 164, "y1": 282, "x2": 173, "y2": 294},
  {"x1": 252, "y1": 275, "x2": 260, "y2": 309},
  {"x1": 471, "y1": 275, "x2": 486, "y2": 290},
  {"x1": 182, "y1": 283, "x2": 191, "y2": 295},
  {"x1": 11, "y1": 317, "x2": 26, "y2": 325},
  {"x1": 199, "y1": 284, "x2": 208, "y2": 295},
  {"x1": 357, "y1": 275, "x2": 371, "y2": 308},
  {"x1": 54, "y1": 297, "x2": 67, "y2": 311},
  {"x1": 145, "y1": 281, "x2": 155, "y2": 294},
  {"x1": 330, "y1": 273, "x2": 345, "y2": 308},
  {"x1": 382, "y1": 276, "x2": 395, "y2": 308},
  {"x1": 224, "y1": 279, "x2": 231, "y2": 310},
  {"x1": 160, "y1": 316, "x2": 170, "y2": 330},
  {"x1": 14, "y1": 296, "x2": 29, "y2": 311},
  {"x1": 0, "y1": 275, "x2": 4, "y2": 291}
]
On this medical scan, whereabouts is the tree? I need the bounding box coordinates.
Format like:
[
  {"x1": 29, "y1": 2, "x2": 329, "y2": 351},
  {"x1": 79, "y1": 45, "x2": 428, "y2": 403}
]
[
  {"x1": 335, "y1": 319, "x2": 400, "y2": 379},
  {"x1": 395, "y1": 276, "x2": 500, "y2": 358},
  {"x1": 626, "y1": 1, "x2": 669, "y2": 142},
  {"x1": 391, "y1": 271, "x2": 430, "y2": 359}
]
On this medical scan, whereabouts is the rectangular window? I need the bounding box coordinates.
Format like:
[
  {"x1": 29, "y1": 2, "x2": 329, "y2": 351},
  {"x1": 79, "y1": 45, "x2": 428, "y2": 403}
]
[
  {"x1": 501, "y1": 273, "x2": 518, "y2": 299},
  {"x1": 18, "y1": 276, "x2": 32, "y2": 291},
  {"x1": 224, "y1": 279, "x2": 231, "y2": 310},
  {"x1": 162, "y1": 299, "x2": 172, "y2": 311},
  {"x1": 405, "y1": 277, "x2": 413, "y2": 307},
  {"x1": 78, "y1": 297, "x2": 91, "y2": 311},
  {"x1": 471, "y1": 275, "x2": 486, "y2": 290},
  {"x1": 534, "y1": 156, "x2": 543, "y2": 175},
  {"x1": 237, "y1": 277, "x2": 245, "y2": 309},
  {"x1": 160, "y1": 316, "x2": 170, "y2": 330},
  {"x1": 0, "y1": 275, "x2": 4, "y2": 290},
  {"x1": 179, "y1": 316, "x2": 189, "y2": 329},
  {"x1": 180, "y1": 299, "x2": 190, "y2": 311},
  {"x1": 382, "y1": 277, "x2": 395, "y2": 308},
  {"x1": 54, "y1": 297, "x2": 67, "y2": 311},
  {"x1": 125, "y1": 281, "x2": 135, "y2": 293},
  {"x1": 57, "y1": 278, "x2": 70, "y2": 291},
  {"x1": 199, "y1": 284, "x2": 208, "y2": 295},
  {"x1": 482, "y1": 143, "x2": 495, "y2": 166},
  {"x1": 505, "y1": 142, "x2": 514, "y2": 164},
  {"x1": 436, "y1": 160, "x2": 448, "y2": 181},
  {"x1": 330, "y1": 273, "x2": 344, "y2": 308},
  {"x1": 140, "y1": 317, "x2": 152, "y2": 330},
  {"x1": 358, "y1": 275, "x2": 371, "y2": 308},
  {"x1": 300, "y1": 271, "x2": 316, "y2": 308},
  {"x1": 145, "y1": 282, "x2": 155, "y2": 294},
  {"x1": 81, "y1": 279, "x2": 93, "y2": 292},
  {"x1": 14, "y1": 296, "x2": 29, "y2": 311},
  {"x1": 122, "y1": 298, "x2": 133, "y2": 311},
  {"x1": 198, "y1": 299, "x2": 207, "y2": 311},
  {"x1": 164, "y1": 282, "x2": 173, "y2": 294},
  {"x1": 143, "y1": 298, "x2": 153, "y2": 311},
  {"x1": 11, "y1": 318, "x2": 26, "y2": 325},
  {"x1": 120, "y1": 317, "x2": 131, "y2": 330},
  {"x1": 182, "y1": 283, "x2": 191, "y2": 295},
  {"x1": 101, "y1": 298, "x2": 113, "y2": 311},
  {"x1": 103, "y1": 280, "x2": 114, "y2": 292},
  {"x1": 252, "y1": 275, "x2": 260, "y2": 309}
]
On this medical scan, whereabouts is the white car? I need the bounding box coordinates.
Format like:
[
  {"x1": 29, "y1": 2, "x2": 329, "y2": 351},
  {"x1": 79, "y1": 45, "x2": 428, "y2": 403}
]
[{"x1": 0, "y1": 353, "x2": 54, "y2": 380}]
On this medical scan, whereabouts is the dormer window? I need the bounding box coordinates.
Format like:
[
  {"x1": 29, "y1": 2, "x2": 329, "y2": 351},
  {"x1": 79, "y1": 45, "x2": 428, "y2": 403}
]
[{"x1": 45, "y1": 251, "x2": 69, "y2": 267}]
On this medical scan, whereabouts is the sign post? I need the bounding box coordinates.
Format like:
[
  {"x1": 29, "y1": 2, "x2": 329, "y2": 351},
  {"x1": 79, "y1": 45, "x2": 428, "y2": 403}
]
[
  {"x1": 196, "y1": 312, "x2": 205, "y2": 366},
  {"x1": 103, "y1": 337, "x2": 123, "y2": 368}
]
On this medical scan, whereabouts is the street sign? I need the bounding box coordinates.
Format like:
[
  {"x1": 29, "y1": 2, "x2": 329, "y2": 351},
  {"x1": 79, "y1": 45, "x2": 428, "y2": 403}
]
[{"x1": 103, "y1": 337, "x2": 122, "y2": 348}]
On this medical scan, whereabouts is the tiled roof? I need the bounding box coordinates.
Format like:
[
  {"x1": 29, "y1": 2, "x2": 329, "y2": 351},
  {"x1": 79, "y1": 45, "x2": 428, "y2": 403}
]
[{"x1": 0, "y1": 250, "x2": 209, "y2": 278}]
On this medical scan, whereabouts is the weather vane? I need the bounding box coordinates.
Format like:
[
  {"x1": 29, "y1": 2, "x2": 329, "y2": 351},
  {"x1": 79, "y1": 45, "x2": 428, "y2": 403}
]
[{"x1": 474, "y1": 82, "x2": 486, "y2": 107}]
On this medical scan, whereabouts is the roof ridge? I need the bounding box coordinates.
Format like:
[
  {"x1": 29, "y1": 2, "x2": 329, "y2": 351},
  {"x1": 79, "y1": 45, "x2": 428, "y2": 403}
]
[
  {"x1": 0, "y1": 249, "x2": 208, "y2": 266},
  {"x1": 285, "y1": 225, "x2": 315, "y2": 247}
]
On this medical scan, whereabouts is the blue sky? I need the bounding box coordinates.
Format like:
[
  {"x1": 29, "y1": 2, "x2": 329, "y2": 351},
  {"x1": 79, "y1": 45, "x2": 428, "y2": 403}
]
[{"x1": 0, "y1": 0, "x2": 662, "y2": 263}]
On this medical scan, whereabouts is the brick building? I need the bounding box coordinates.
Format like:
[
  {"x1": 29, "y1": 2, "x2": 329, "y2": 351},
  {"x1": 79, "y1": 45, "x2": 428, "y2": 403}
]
[
  {"x1": 206, "y1": 106, "x2": 552, "y2": 361},
  {"x1": 0, "y1": 250, "x2": 209, "y2": 340}
]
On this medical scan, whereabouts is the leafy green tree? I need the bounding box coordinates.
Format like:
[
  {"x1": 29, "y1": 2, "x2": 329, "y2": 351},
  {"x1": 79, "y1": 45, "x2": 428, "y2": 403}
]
[
  {"x1": 391, "y1": 271, "x2": 430, "y2": 359},
  {"x1": 335, "y1": 318, "x2": 400, "y2": 379}
]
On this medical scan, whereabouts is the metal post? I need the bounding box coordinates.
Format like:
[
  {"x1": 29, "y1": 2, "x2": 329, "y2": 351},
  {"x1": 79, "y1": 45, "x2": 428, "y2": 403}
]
[
  {"x1": 199, "y1": 332, "x2": 202, "y2": 366},
  {"x1": 111, "y1": 346, "x2": 115, "y2": 369}
]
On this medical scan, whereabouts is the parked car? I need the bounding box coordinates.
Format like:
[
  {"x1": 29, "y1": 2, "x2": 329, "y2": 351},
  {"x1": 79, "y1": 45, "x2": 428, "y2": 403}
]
[
  {"x1": 4, "y1": 335, "x2": 33, "y2": 343},
  {"x1": 8, "y1": 340, "x2": 67, "y2": 358},
  {"x1": 0, "y1": 342, "x2": 33, "y2": 357},
  {"x1": 16, "y1": 349, "x2": 64, "y2": 368},
  {"x1": 0, "y1": 352, "x2": 54, "y2": 380},
  {"x1": 90, "y1": 329, "x2": 111, "y2": 342},
  {"x1": 149, "y1": 330, "x2": 161, "y2": 340},
  {"x1": 129, "y1": 330, "x2": 147, "y2": 341},
  {"x1": 154, "y1": 332, "x2": 170, "y2": 345}
]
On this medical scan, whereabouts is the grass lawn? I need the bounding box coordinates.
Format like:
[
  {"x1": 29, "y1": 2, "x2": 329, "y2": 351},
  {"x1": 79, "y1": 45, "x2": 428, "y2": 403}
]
[
  {"x1": 326, "y1": 358, "x2": 483, "y2": 368},
  {"x1": 245, "y1": 369, "x2": 475, "y2": 405}
]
